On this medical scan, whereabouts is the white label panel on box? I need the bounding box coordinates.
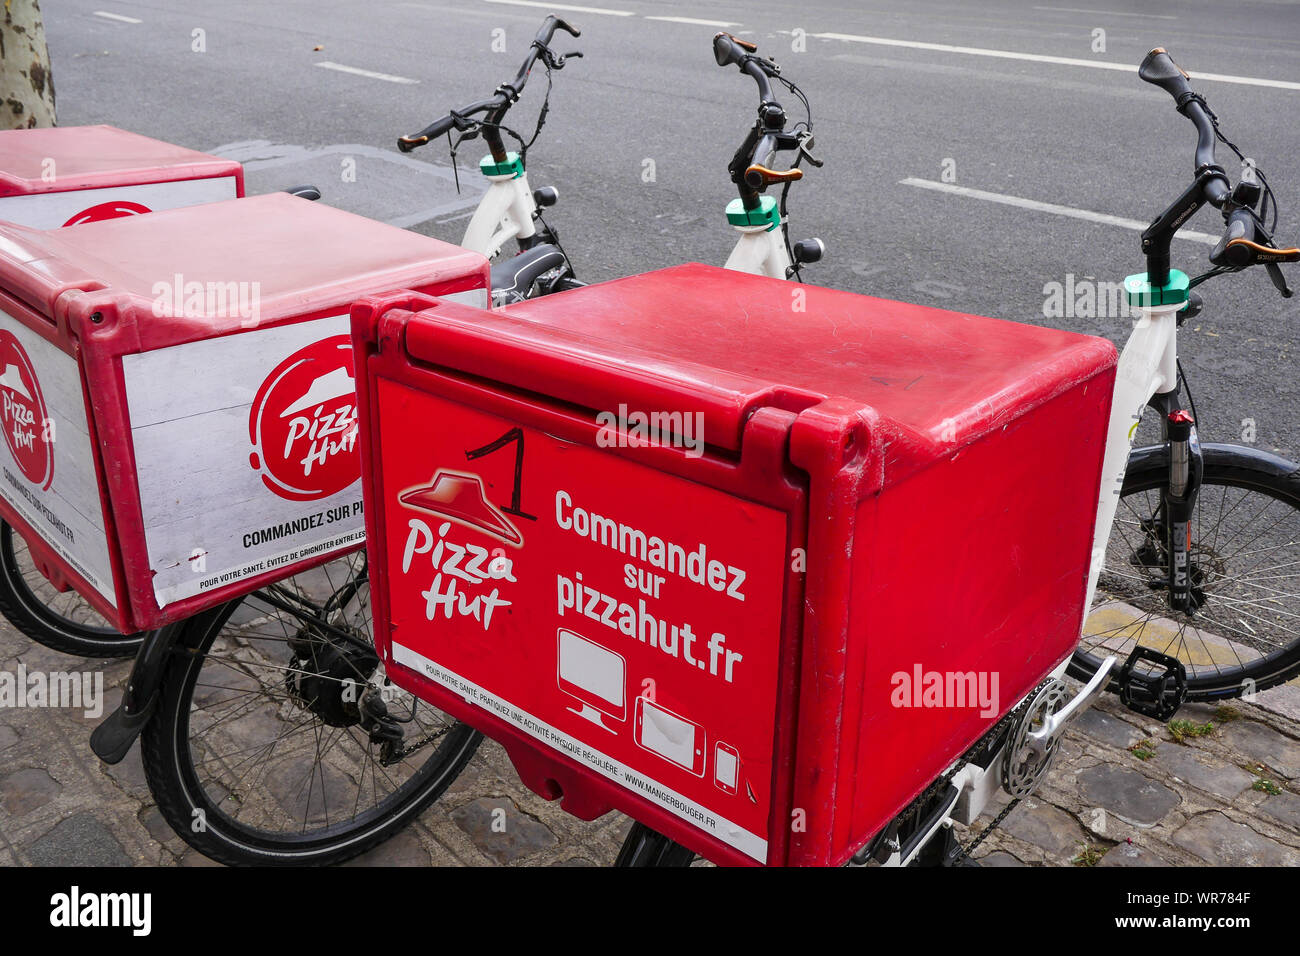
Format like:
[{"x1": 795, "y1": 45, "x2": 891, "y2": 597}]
[
  {"x1": 0, "y1": 176, "x2": 237, "y2": 229},
  {"x1": 0, "y1": 311, "x2": 117, "y2": 604},
  {"x1": 123, "y1": 315, "x2": 365, "y2": 608}
]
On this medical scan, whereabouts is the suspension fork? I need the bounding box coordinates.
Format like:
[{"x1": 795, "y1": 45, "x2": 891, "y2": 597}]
[{"x1": 1150, "y1": 390, "x2": 1203, "y2": 613}]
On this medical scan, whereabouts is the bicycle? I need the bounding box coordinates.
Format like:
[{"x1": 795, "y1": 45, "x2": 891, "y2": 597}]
[
  {"x1": 398, "y1": 15, "x2": 585, "y2": 305},
  {"x1": 84, "y1": 21, "x2": 595, "y2": 865},
  {"x1": 618, "y1": 44, "x2": 1300, "y2": 868},
  {"x1": 712, "y1": 32, "x2": 825, "y2": 280},
  {"x1": 1068, "y1": 47, "x2": 1300, "y2": 709}
]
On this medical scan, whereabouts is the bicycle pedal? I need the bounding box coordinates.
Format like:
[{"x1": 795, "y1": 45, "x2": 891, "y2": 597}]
[{"x1": 1117, "y1": 646, "x2": 1187, "y2": 720}]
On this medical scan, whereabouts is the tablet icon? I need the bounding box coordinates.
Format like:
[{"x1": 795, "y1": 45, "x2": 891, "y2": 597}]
[
  {"x1": 556, "y1": 629, "x2": 625, "y2": 734},
  {"x1": 634, "y1": 697, "x2": 706, "y2": 777}
]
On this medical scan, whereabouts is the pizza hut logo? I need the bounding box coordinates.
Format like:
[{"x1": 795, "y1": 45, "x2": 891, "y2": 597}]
[
  {"x1": 0, "y1": 331, "x2": 52, "y2": 489},
  {"x1": 62, "y1": 200, "x2": 152, "y2": 227},
  {"x1": 248, "y1": 335, "x2": 359, "y2": 502}
]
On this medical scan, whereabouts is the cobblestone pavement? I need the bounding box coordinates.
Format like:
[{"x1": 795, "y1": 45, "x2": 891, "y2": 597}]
[
  {"x1": 1, "y1": 613, "x2": 1297, "y2": 866},
  {"x1": 963, "y1": 685, "x2": 1300, "y2": 867}
]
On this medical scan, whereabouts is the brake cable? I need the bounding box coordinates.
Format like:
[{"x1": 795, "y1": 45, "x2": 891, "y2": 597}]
[
  {"x1": 1193, "y1": 91, "x2": 1280, "y2": 236},
  {"x1": 445, "y1": 42, "x2": 566, "y2": 194},
  {"x1": 772, "y1": 73, "x2": 814, "y2": 281}
]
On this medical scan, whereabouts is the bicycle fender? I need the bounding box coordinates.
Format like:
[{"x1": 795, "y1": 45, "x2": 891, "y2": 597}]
[
  {"x1": 1126, "y1": 441, "x2": 1298, "y2": 479},
  {"x1": 89, "y1": 621, "x2": 186, "y2": 764}
]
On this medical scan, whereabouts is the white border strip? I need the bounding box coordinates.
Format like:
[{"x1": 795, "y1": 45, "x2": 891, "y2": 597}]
[
  {"x1": 813, "y1": 32, "x2": 1300, "y2": 91},
  {"x1": 392, "y1": 641, "x2": 769, "y2": 862},
  {"x1": 314, "y1": 62, "x2": 419, "y2": 84},
  {"x1": 93, "y1": 11, "x2": 142, "y2": 23},
  {"x1": 645, "y1": 16, "x2": 740, "y2": 27},
  {"x1": 899, "y1": 178, "x2": 1218, "y2": 245},
  {"x1": 482, "y1": 0, "x2": 635, "y2": 16}
]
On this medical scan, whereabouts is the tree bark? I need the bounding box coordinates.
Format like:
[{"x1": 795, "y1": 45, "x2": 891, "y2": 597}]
[{"x1": 0, "y1": 0, "x2": 55, "y2": 129}]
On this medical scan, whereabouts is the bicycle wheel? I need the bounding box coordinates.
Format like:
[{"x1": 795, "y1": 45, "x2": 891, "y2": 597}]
[
  {"x1": 140, "y1": 551, "x2": 481, "y2": 865},
  {"x1": 1070, "y1": 445, "x2": 1300, "y2": 699},
  {"x1": 614, "y1": 822, "x2": 697, "y2": 866},
  {"x1": 0, "y1": 521, "x2": 143, "y2": 657}
]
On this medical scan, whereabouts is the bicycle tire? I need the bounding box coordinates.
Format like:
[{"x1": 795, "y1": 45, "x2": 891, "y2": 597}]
[
  {"x1": 614, "y1": 821, "x2": 696, "y2": 867},
  {"x1": 0, "y1": 521, "x2": 143, "y2": 658},
  {"x1": 140, "y1": 558, "x2": 480, "y2": 865},
  {"x1": 1069, "y1": 444, "x2": 1300, "y2": 700}
]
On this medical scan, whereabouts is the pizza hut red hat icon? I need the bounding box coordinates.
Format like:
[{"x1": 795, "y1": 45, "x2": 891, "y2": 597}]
[
  {"x1": 399, "y1": 470, "x2": 522, "y2": 546},
  {"x1": 0, "y1": 330, "x2": 52, "y2": 489},
  {"x1": 62, "y1": 200, "x2": 152, "y2": 227},
  {"x1": 248, "y1": 335, "x2": 359, "y2": 502}
]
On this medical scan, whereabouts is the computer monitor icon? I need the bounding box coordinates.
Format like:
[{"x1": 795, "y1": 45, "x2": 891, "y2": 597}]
[{"x1": 556, "y1": 629, "x2": 626, "y2": 734}]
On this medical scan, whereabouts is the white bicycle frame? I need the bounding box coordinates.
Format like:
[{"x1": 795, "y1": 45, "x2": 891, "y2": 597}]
[
  {"x1": 1085, "y1": 297, "x2": 1186, "y2": 617},
  {"x1": 461, "y1": 166, "x2": 539, "y2": 260},
  {"x1": 724, "y1": 221, "x2": 792, "y2": 279}
]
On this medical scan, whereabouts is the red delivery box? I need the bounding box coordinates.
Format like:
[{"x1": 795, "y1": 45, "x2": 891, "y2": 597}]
[
  {"x1": 0, "y1": 191, "x2": 487, "y2": 634},
  {"x1": 0, "y1": 125, "x2": 242, "y2": 228},
  {"x1": 353, "y1": 264, "x2": 1117, "y2": 866}
]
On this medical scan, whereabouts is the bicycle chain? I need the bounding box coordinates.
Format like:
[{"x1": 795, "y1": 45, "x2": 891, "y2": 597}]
[
  {"x1": 881, "y1": 676, "x2": 1051, "y2": 865},
  {"x1": 381, "y1": 723, "x2": 452, "y2": 765}
]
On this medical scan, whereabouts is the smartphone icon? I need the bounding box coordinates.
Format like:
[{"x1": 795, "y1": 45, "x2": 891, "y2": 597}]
[
  {"x1": 714, "y1": 742, "x2": 739, "y2": 794},
  {"x1": 634, "y1": 697, "x2": 706, "y2": 777}
]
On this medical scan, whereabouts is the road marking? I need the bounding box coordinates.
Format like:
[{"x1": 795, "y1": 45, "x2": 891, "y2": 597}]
[
  {"x1": 812, "y1": 32, "x2": 1300, "y2": 91},
  {"x1": 482, "y1": 0, "x2": 635, "y2": 15},
  {"x1": 93, "y1": 11, "x2": 142, "y2": 23},
  {"x1": 1032, "y1": 5, "x2": 1177, "y2": 18},
  {"x1": 899, "y1": 178, "x2": 1218, "y2": 245},
  {"x1": 314, "y1": 62, "x2": 419, "y2": 84},
  {"x1": 645, "y1": 16, "x2": 739, "y2": 27}
]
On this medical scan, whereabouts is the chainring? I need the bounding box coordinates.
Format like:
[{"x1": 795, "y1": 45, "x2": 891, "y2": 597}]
[{"x1": 1001, "y1": 678, "x2": 1069, "y2": 798}]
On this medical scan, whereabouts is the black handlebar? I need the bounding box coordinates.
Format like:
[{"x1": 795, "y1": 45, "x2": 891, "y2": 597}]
[
  {"x1": 398, "y1": 15, "x2": 580, "y2": 157},
  {"x1": 713, "y1": 33, "x2": 815, "y2": 207},
  {"x1": 1135, "y1": 47, "x2": 1300, "y2": 290},
  {"x1": 1139, "y1": 48, "x2": 1229, "y2": 207}
]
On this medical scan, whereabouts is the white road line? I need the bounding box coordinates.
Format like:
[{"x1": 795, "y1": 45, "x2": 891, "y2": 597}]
[
  {"x1": 813, "y1": 32, "x2": 1300, "y2": 91},
  {"x1": 314, "y1": 62, "x2": 419, "y2": 84},
  {"x1": 93, "y1": 11, "x2": 142, "y2": 23},
  {"x1": 1032, "y1": 6, "x2": 1177, "y2": 19},
  {"x1": 899, "y1": 178, "x2": 1218, "y2": 245},
  {"x1": 645, "y1": 16, "x2": 739, "y2": 27},
  {"x1": 482, "y1": 0, "x2": 635, "y2": 16}
]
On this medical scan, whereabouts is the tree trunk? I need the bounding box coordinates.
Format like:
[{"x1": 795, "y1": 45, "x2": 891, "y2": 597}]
[{"x1": 0, "y1": 0, "x2": 54, "y2": 129}]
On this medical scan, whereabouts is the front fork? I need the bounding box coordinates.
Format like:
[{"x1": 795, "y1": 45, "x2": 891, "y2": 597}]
[{"x1": 1149, "y1": 391, "x2": 1203, "y2": 614}]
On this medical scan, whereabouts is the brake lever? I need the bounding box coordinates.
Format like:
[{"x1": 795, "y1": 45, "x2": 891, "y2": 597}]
[
  {"x1": 1266, "y1": 261, "x2": 1294, "y2": 298},
  {"x1": 538, "y1": 44, "x2": 582, "y2": 70},
  {"x1": 797, "y1": 132, "x2": 824, "y2": 168}
]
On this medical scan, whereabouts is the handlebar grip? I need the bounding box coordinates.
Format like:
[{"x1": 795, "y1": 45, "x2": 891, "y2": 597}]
[
  {"x1": 1138, "y1": 48, "x2": 1194, "y2": 103},
  {"x1": 533, "y1": 14, "x2": 580, "y2": 50},
  {"x1": 398, "y1": 114, "x2": 459, "y2": 152},
  {"x1": 1211, "y1": 206, "x2": 1257, "y2": 267},
  {"x1": 713, "y1": 31, "x2": 755, "y2": 67}
]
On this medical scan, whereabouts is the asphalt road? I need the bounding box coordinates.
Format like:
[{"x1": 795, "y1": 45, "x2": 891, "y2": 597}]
[{"x1": 46, "y1": 0, "x2": 1300, "y2": 454}]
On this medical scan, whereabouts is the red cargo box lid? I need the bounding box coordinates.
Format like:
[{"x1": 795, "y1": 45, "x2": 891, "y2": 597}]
[
  {"x1": 359, "y1": 263, "x2": 1117, "y2": 866},
  {"x1": 409, "y1": 262, "x2": 1112, "y2": 463},
  {"x1": 0, "y1": 191, "x2": 487, "y2": 343},
  {"x1": 0, "y1": 125, "x2": 239, "y2": 196}
]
